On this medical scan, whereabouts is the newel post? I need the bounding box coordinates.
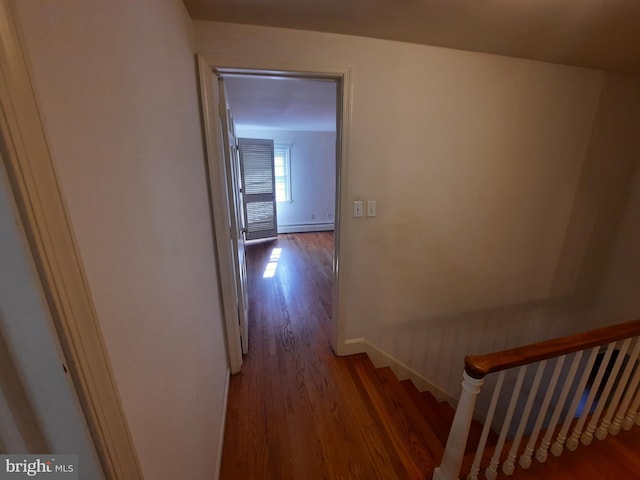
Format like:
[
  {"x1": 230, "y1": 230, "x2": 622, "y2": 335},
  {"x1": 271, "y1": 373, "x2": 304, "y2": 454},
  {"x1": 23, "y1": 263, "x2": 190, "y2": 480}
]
[{"x1": 433, "y1": 370, "x2": 485, "y2": 480}]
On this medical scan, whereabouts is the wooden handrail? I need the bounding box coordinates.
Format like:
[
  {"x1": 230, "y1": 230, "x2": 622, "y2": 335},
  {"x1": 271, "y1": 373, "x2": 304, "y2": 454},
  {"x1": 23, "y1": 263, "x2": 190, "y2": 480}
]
[{"x1": 465, "y1": 319, "x2": 640, "y2": 379}]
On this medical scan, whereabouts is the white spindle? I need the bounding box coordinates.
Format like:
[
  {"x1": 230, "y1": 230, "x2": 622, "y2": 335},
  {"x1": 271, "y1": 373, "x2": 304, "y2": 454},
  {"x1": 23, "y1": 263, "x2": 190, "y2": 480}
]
[
  {"x1": 609, "y1": 339, "x2": 640, "y2": 435},
  {"x1": 596, "y1": 338, "x2": 640, "y2": 440},
  {"x1": 582, "y1": 338, "x2": 631, "y2": 445},
  {"x1": 567, "y1": 343, "x2": 615, "y2": 450},
  {"x1": 434, "y1": 372, "x2": 485, "y2": 480},
  {"x1": 467, "y1": 372, "x2": 505, "y2": 480},
  {"x1": 536, "y1": 350, "x2": 583, "y2": 463},
  {"x1": 623, "y1": 382, "x2": 640, "y2": 430},
  {"x1": 520, "y1": 356, "x2": 565, "y2": 469},
  {"x1": 502, "y1": 361, "x2": 546, "y2": 475},
  {"x1": 485, "y1": 366, "x2": 526, "y2": 480},
  {"x1": 551, "y1": 347, "x2": 599, "y2": 456}
]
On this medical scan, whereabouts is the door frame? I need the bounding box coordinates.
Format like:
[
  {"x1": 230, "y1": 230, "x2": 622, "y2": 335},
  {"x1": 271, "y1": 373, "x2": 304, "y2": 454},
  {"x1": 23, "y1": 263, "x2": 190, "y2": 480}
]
[
  {"x1": 0, "y1": 0, "x2": 142, "y2": 477},
  {"x1": 197, "y1": 54, "x2": 352, "y2": 372}
]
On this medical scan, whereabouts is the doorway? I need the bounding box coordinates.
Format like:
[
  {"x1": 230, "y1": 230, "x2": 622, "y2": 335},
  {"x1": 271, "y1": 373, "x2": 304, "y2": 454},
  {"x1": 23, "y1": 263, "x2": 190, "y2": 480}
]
[
  {"x1": 197, "y1": 59, "x2": 352, "y2": 373},
  {"x1": 223, "y1": 73, "x2": 337, "y2": 363}
]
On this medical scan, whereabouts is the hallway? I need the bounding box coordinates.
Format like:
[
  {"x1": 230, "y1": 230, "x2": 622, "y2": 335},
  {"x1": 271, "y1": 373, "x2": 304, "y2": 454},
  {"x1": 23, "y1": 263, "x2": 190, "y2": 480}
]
[{"x1": 219, "y1": 232, "x2": 435, "y2": 479}]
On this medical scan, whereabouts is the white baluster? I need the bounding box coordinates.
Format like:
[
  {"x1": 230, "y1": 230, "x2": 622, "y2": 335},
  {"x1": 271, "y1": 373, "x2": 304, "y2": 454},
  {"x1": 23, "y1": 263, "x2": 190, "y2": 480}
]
[
  {"x1": 502, "y1": 361, "x2": 546, "y2": 475},
  {"x1": 536, "y1": 350, "x2": 584, "y2": 463},
  {"x1": 551, "y1": 347, "x2": 599, "y2": 456},
  {"x1": 582, "y1": 339, "x2": 631, "y2": 445},
  {"x1": 485, "y1": 366, "x2": 526, "y2": 480},
  {"x1": 596, "y1": 338, "x2": 640, "y2": 440},
  {"x1": 434, "y1": 371, "x2": 485, "y2": 480},
  {"x1": 623, "y1": 383, "x2": 640, "y2": 430},
  {"x1": 520, "y1": 356, "x2": 565, "y2": 469},
  {"x1": 609, "y1": 338, "x2": 640, "y2": 435},
  {"x1": 567, "y1": 343, "x2": 615, "y2": 450},
  {"x1": 467, "y1": 372, "x2": 505, "y2": 480}
]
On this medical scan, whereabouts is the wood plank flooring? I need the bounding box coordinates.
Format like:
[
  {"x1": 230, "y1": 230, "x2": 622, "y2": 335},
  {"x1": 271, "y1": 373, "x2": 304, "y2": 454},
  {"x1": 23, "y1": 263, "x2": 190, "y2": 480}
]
[{"x1": 219, "y1": 232, "x2": 435, "y2": 480}]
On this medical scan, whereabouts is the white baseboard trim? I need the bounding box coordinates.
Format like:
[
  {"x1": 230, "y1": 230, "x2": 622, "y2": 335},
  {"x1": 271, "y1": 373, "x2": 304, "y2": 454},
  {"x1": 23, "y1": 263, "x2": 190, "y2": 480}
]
[
  {"x1": 341, "y1": 337, "x2": 458, "y2": 407},
  {"x1": 277, "y1": 223, "x2": 334, "y2": 234},
  {"x1": 215, "y1": 367, "x2": 230, "y2": 480},
  {"x1": 339, "y1": 337, "x2": 368, "y2": 356}
]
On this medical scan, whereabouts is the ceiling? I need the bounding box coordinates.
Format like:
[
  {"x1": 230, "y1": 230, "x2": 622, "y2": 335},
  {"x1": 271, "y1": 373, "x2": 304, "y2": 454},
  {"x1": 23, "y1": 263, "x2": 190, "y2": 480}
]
[
  {"x1": 184, "y1": 0, "x2": 640, "y2": 75},
  {"x1": 223, "y1": 75, "x2": 337, "y2": 132}
]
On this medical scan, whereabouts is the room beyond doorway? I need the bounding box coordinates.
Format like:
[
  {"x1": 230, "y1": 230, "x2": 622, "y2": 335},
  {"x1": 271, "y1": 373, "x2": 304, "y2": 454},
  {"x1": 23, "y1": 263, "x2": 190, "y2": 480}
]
[{"x1": 223, "y1": 74, "x2": 338, "y2": 236}]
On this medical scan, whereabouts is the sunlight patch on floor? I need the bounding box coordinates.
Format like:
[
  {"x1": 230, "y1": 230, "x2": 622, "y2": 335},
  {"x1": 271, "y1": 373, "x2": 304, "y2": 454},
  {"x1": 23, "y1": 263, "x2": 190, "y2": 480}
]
[{"x1": 263, "y1": 248, "x2": 282, "y2": 278}]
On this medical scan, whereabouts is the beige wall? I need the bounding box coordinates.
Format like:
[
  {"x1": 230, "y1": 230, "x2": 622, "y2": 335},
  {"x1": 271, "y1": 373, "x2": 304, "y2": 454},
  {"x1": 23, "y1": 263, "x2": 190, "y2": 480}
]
[
  {"x1": 587, "y1": 126, "x2": 640, "y2": 328},
  {"x1": 596, "y1": 164, "x2": 640, "y2": 323},
  {"x1": 194, "y1": 21, "x2": 639, "y2": 397},
  {"x1": 559, "y1": 74, "x2": 640, "y2": 333},
  {"x1": 14, "y1": 1, "x2": 229, "y2": 478}
]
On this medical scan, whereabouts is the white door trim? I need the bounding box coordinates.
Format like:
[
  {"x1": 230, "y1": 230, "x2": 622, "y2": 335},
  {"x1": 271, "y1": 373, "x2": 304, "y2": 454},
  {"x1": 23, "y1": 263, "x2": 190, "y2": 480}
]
[
  {"x1": 0, "y1": 0, "x2": 142, "y2": 477},
  {"x1": 196, "y1": 54, "x2": 353, "y2": 361}
]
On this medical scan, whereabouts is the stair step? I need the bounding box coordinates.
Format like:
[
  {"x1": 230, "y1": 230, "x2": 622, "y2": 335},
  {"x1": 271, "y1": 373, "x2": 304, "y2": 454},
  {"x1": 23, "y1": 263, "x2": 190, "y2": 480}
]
[
  {"x1": 401, "y1": 380, "x2": 497, "y2": 455},
  {"x1": 347, "y1": 355, "x2": 438, "y2": 479},
  {"x1": 375, "y1": 368, "x2": 445, "y2": 459},
  {"x1": 400, "y1": 381, "x2": 452, "y2": 447}
]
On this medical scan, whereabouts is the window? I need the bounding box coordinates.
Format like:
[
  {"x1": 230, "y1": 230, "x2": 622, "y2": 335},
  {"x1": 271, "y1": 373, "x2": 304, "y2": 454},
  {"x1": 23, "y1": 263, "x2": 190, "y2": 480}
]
[{"x1": 274, "y1": 146, "x2": 291, "y2": 202}]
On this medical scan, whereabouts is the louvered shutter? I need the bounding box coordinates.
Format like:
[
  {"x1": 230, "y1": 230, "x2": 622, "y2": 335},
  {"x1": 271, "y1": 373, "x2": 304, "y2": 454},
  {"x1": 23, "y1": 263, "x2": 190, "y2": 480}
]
[{"x1": 238, "y1": 138, "x2": 278, "y2": 240}]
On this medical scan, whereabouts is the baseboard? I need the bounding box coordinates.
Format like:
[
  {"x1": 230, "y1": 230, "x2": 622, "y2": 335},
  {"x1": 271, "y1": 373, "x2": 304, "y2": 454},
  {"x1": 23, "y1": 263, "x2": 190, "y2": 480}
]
[
  {"x1": 341, "y1": 337, "x2": 458, "y2": 406},
  {"x1": 339, "y1": 337, "x2": 368, "y2": 356},
  {"x1": 215, "y1": 367, "x2": 230, "y2": 480},
  {"x1": 277, "y1": 223, "x2": 334, "y2": 234}
]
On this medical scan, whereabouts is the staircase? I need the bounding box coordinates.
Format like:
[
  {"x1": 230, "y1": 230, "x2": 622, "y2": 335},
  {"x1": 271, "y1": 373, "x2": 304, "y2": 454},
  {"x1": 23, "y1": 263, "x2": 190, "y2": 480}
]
[
  {"x1": 346, "y1": 353, "x2": 494, "y2": 480},
  {"x1": 348, "y1": 350, "x2": 640, "y2": 480}
]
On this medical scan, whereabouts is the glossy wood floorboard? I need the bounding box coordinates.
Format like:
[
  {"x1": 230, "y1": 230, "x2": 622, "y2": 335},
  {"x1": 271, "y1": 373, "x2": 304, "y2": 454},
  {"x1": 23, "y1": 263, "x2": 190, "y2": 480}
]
[{"x1": 220, "y1": 232, "x2": 433, "y2": 480}]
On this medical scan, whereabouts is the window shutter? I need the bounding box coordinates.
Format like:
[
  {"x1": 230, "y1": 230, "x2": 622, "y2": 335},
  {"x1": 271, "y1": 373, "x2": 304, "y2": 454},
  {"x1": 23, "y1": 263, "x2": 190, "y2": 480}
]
[{"x1": 238, "y1": 138, "x2": 278, "y2": 240}]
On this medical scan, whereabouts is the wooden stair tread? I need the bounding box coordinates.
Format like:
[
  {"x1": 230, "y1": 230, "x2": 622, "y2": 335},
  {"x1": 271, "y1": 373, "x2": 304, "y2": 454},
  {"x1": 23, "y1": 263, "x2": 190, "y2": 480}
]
[
  {"x1": 375, "y1": 368, "x2": 445, "y2": 460},
  {"x1": 401, "y1": 380, "x2": 497, "y2": 455},
  {"x1": 400, "y1": 381, "x2": 452, "y2": 447},
  {"x1": 347, "y1": 355, "x2": 438, "y2": 479}
]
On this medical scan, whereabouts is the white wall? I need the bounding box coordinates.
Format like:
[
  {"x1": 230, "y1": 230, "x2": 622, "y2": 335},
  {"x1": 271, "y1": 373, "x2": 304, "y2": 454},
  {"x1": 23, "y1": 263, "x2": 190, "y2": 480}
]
[
  {"x1": 194, "y1": 22, "x2": 640, "y2": 398},
  {"x1": 14, "y1": 2, "x2": 229, "y2": 479},
  {"x1": 237, "y1": 128, "x2": 336, "y2": 231},
  {"x1": 0, "y1": 163, "x2": 102, "y2": 477}
]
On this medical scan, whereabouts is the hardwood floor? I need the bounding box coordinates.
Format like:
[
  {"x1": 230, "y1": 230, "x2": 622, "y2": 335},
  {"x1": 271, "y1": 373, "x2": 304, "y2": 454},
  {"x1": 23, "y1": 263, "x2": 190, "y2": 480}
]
[
  {"x1": 219, "y1": 231, "x2": 640, "y2": 480},
  {"x1": 220, "y1": 232, "x2": 435, "y2": 480}
]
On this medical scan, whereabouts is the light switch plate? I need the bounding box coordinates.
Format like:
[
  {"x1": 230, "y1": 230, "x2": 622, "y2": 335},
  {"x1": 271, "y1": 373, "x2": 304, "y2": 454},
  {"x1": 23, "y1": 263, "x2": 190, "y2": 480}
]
[
  {"x1": 367, "y1": 200, "x2": 377, "y2": 217},
  {"x1": 353, "y1": 200, "x2": 363, "y2": 217}
]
